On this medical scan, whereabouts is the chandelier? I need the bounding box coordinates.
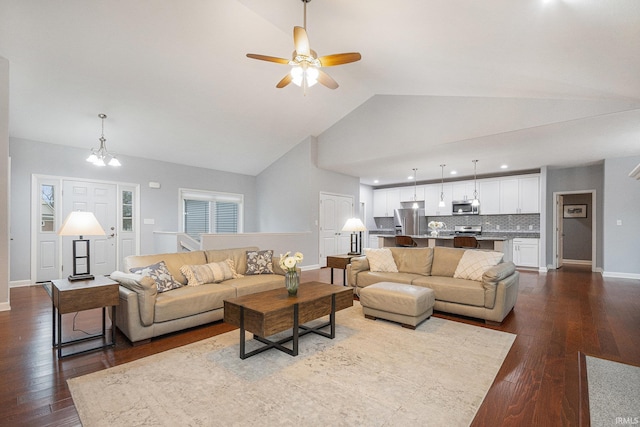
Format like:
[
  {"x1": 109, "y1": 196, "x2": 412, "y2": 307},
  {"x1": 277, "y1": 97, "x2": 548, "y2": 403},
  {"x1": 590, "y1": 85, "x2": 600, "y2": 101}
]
[{"x1": 86, "y1": 114, "x2": 121, "y2": 167}]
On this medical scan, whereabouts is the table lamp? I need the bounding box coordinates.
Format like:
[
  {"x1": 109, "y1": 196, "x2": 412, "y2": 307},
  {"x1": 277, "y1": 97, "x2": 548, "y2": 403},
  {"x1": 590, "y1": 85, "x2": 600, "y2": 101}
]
[
  {"x1": 57, "y1": 211, "x2": 106, "y2": 281},
  {"x1": 342, "y1": 218, "x2": 367, "y2": 255}
]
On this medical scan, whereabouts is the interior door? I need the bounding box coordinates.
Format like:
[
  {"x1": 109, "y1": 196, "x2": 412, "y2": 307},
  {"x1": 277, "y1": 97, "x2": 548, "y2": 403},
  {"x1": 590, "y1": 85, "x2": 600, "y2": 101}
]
[
  {"x1": 556, "y1": 194, "x2": 564, "y2": 269},
  {"x1": 319, "y1": 193, "x2": 354, "y2": 266},
  {"x1": 62, "y1": 181, "x2": 117, "y2": 278}
]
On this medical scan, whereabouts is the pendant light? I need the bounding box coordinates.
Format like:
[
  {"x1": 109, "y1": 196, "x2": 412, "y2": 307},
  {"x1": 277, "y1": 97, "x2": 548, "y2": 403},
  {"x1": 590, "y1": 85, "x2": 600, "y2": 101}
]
[
  {"x1": 471, "y1": 160, "x2": 480, "y2": 207},
  {"x1": 412, "y1": 168, "x2": 419, "y2": 209},
  {"x1": 86, "y1": 114, "x2": 121, "y2": 167},
  {"x1": 438, "y1": 164, "x2": 446, "y2": 208}
]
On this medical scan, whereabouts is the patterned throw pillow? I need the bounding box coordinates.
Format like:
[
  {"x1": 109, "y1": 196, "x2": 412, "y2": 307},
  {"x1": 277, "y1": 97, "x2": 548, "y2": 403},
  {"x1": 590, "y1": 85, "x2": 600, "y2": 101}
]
[
  {"x1": 245, "y1": 250, "x2": 274, "y2": 275},
  {"x1": 180, "y1": 260, "x2": 235, "y2": 287},
  {"x1": 129, "y1": 261, "x2": 182, "y2": 293},
  {"x1": 453, "y1": 250, "x2": 504, "y2": 281},
  {"x1": 364, "y1": 248, "x2": 398, "y2": 272}
]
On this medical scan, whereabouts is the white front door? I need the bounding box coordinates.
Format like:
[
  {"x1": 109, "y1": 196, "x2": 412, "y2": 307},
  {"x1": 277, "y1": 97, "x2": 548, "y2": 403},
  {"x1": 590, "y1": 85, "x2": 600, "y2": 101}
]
[
  {"x1": 62, "y1": 180, "x2": 117, "y2": 278},
  {"x1": 34, "y1": 176, "x2": 139, "y2": 283},
  {"x1": 319, "y1": 193, "x2": 354, "y2": 266}
]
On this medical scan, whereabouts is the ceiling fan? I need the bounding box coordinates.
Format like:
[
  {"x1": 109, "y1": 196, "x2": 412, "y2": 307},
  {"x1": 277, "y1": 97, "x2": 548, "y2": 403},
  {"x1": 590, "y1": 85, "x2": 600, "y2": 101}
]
[{"x1": 246, "y1": 0, "x2": 361, "y2": 90}]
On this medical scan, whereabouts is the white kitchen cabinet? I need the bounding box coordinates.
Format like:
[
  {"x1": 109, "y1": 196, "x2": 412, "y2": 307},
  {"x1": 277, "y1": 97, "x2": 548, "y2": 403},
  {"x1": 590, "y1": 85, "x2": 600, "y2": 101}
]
[
  {"x1": 518, "y1": 176, "x2": 540, "y2": 213},
  {"x1": 373, "y1": 188, "x2": 401, "y2": 217},
  {"x1": 368, "y1": 235, "x2": 380, "y2": 249},
  {"x1": 373, "y1": 189, "x2": 387, "y2": 217},
  {"x1": 451, "y1": 180, "x2": 478, "y2": 202},
  {"x1": 500, "y1": 176, "x2": 539, "y2": 214},
  {"x1": 478, "y1": 180, "x2": 500, "y2": 215},
  {"x1": 424, "y1": 183, "x2": 452, "y2": 216},
  {"x1": 400, "y1": 185, "x2": 424, "y2": 202},
  {"x1": 513, "y1": 238, "x2": 539, "y2": 268}
]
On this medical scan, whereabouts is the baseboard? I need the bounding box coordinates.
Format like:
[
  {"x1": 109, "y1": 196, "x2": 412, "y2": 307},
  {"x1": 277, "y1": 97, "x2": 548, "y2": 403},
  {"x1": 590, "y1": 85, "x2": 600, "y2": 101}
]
[
  {"x1": 538, "y1": 267, "x2": 548, "y2": 273},
  {"x1": 602, "y1": 271, "x2": 640, "y2": 280},
  {"x1": 9, "y1": 280, "x2": 32, "y2": 288},
  {"x1": 0, "y1": 301, "x2": 11, "y2": 312}
]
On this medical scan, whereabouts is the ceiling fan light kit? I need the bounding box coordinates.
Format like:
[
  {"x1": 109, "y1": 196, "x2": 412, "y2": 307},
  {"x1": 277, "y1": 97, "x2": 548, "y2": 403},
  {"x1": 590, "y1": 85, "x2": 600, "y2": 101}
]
[{"x1": 246, "y1": 0, "x2": 361, "y2": 92}]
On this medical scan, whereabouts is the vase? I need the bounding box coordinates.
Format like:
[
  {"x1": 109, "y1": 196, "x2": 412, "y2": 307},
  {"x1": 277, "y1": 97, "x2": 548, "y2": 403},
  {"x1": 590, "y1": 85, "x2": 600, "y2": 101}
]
[
  {"x1": 430, "y1": 230, "x2": 439, "y2": 237},
  {"x1": 285, "y1": 270, "x2": 299, "y2": 296}
]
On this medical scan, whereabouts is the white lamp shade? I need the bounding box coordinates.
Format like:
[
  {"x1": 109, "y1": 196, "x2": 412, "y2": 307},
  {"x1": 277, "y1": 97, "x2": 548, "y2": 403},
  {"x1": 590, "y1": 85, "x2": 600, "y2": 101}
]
[
  {"x1": 58, "y1": 211, "x2": 106, "y2": 236},
  {"x1": 341, "y1": 218, "x2": 367, "y2": 232}
]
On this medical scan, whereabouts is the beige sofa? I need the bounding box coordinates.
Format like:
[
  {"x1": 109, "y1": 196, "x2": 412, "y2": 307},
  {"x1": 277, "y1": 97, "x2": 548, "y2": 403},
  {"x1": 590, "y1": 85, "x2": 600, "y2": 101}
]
[
  {"x1": 347, "y1": 247, "x2": 519, "y2": 324},
  {"x1": 110, "y1": 246, "x2": 287, "y2": 344}
]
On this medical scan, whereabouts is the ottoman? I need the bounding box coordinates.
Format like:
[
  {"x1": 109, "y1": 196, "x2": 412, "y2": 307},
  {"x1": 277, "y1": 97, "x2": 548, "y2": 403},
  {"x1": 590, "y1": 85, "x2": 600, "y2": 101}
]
[{"x1": 359, "y1": 282, "x2": 435, "y2": 329}]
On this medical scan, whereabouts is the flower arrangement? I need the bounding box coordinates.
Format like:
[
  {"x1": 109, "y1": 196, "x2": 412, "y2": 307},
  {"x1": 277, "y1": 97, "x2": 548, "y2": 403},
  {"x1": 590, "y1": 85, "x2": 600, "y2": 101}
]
[
  {"x1": 428, "y1": 221, "x2": 445, "y2": 237},
  {"x1": 280, "y1": 251, "x2": 303, "y2": 296},
  {"x1": 279, "y1": 251, "x2": 304, "y2": 272},
  {"x1": 428, "y1": 221, "x2": 445, "y2": 230}
]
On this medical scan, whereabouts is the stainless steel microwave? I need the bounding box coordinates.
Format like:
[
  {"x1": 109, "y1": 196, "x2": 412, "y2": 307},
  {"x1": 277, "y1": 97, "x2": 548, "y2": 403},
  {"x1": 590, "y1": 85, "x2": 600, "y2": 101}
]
[{"x1": 452, "y1": 200, "x2": 479, "y2": 215}]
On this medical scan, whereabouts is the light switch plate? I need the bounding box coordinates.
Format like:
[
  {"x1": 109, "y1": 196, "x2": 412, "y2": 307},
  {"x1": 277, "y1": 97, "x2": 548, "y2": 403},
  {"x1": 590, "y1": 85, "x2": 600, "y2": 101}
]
[{"x1": 144, "y1": 218, "x2": 155, "y2": 225}]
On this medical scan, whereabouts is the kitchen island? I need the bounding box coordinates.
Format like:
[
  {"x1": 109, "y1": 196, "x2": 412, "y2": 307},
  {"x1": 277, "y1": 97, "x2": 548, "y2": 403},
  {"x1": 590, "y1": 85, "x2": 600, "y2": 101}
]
[{"x1": 377, "y1": 235, "x2": 514, "y2": 262}]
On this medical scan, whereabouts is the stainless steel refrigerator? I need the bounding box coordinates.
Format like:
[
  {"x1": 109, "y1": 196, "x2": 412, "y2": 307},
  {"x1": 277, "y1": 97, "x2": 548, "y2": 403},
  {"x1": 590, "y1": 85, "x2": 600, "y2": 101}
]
[{"x1": 394, "y1": 208, "x2": 427, "y2": 235}]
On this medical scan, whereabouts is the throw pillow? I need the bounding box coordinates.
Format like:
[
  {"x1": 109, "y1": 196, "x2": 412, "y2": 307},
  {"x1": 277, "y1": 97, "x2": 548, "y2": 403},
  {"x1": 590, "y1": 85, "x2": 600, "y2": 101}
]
[
  {"x1": 180, "y1": 260, "x2": 235, "y2": 286},
  {"x1": 129, "y1": 261, "x2": 183, "y2": 293},
  {"x1": 245, "y1": 250, "x2": 274, "y2": 275},
  {"x1": 225, "y1": 258, "x2": 244, "y2": 279},
  {"x1": 364, "y1": 248, "x2": 398, "y2": 272},
  {"x1": 453, "y1": 250, "x2": 504, "y2": 281}
]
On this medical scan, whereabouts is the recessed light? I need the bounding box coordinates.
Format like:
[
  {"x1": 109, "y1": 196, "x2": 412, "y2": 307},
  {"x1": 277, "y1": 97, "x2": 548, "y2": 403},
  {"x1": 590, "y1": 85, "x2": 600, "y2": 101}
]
[
  {"x1": 500, "y1": 164, "x2": 508, "y2": 169},
  {"x1": 407, "y1": 175, "x2": 414, "y2": 180},
  {"x1": 373, "y1": 179, "x2": 379, "y2": 184},
  {"x1": 450, "y1": 170, "x2": 457, "y2": 175}
]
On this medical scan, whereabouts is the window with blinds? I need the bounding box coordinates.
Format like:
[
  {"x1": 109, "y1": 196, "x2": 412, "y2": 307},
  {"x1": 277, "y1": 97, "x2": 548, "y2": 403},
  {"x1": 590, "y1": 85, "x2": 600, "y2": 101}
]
[{"x1": 180, "y1": 189, "x2": 243, "y2": 240}]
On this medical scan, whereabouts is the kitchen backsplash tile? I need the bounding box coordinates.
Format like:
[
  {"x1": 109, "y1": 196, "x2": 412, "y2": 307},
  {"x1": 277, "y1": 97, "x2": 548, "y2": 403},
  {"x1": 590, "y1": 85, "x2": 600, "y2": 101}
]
[
  {"x1": 373, "y1": 214, "x2": 540, "y2": 234},
  {"x1": 426, "y1": 214, "x2": 540, "y2": 233}
]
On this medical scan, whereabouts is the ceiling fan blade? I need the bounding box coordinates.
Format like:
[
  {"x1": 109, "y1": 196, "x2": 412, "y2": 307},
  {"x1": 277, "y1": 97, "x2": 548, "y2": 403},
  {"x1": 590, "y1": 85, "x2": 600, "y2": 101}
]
[
  {"x1": 293, "y1": 26, "x2": 311, "y2": 57},
  {"x1": 318, "y1": 52, "x2": 362, "y2": 67},
  {"x1": 317, "y1": 69, "x2": 338, "y2": 89},
  {"x1": 276, "y1": 73, "x2": 293, "y2": 88},
  {"x1": 246, "y1": 54, "x2": 290, "y2": 65}
]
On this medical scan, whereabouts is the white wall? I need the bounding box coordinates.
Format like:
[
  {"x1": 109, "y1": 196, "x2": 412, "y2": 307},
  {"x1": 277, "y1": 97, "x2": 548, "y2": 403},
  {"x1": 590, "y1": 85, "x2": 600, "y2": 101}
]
[
  {"x1": 0, "y1": 57, "x2": 10, "y2": 310},
  {"x1": 603, "y1": 155, "x2": 640, "y2": 277},
  {"x1": 9, "y1": 138, "x2": 258, "y2": 282},
  {"x1": 256, "y1": 136, "x2": 360, "y2": 265}
]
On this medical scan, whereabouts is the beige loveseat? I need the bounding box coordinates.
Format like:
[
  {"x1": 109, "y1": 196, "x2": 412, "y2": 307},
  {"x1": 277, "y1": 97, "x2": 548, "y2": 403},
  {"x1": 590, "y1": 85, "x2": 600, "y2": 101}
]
[
  {"x1": 347, "y1": 247, "x2": 519, "y2": 324},
  {"x1": 110, "y1": 246, "x2": 287, "y2": 344}
]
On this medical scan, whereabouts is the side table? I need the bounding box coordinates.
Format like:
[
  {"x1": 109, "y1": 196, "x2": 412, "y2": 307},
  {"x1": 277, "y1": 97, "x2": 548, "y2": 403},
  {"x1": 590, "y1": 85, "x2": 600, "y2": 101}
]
[
  {"x1": 50, "y1": 276, "x2": 119, "y2": 358},
  {"x1": 326, "y1": 254, "x2": 357, "y2": 286}
]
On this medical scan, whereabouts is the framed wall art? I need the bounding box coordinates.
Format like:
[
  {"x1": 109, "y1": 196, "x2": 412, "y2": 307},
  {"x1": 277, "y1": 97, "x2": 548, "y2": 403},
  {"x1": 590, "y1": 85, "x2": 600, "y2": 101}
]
[{"x1": 563, "y1": 204, "x2": 587, "y2": 218}]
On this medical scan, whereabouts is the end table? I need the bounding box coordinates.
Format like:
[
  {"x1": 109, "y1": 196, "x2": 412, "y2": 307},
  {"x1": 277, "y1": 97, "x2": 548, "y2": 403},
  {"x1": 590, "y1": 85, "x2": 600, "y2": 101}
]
[
  {"x1": 50, "y1": 276, "x2": 119, "y2": 358},
  {"x1": 326, "y1": 254, "x2": 357, "y2": 285}
]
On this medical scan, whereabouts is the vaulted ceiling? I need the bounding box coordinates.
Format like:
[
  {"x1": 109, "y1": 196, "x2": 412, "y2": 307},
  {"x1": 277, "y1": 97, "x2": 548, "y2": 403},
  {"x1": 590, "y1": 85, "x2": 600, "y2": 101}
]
[{"x1": 1, "y1": 0, "x2": 639, "y2": 185}]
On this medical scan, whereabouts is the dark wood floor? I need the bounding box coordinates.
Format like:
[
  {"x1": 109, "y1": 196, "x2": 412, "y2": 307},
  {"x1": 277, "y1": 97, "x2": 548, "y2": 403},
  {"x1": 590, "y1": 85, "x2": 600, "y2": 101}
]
[{"x1": 1, "y1": 266, "x2": 639, "y2": 426}]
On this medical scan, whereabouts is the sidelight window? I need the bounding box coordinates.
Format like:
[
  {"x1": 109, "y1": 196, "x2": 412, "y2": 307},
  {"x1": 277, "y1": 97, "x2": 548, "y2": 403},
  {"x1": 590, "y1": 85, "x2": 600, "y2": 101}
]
[{"x1": 40, "y1": 184, "x2": 55, "y2": 232}]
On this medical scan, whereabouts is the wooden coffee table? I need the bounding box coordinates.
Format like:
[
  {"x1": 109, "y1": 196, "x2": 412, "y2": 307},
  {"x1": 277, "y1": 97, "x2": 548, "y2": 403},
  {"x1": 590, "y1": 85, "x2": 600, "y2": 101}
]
[{"x1": 224, "y1": 282, "x2": 353, "y2": 359}]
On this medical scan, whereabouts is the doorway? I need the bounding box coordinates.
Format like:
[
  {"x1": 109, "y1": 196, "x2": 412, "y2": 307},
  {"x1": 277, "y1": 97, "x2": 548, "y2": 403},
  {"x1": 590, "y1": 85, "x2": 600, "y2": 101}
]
[
  {"x1": 32, "y1": 175, "x2": 139, "y2": 283},
  {"x1": 553, "y1": 190, "x2": 596, "y2": 271},
  {"x1": 318, "y1": 192, "x2": 354, "y2": 266}
]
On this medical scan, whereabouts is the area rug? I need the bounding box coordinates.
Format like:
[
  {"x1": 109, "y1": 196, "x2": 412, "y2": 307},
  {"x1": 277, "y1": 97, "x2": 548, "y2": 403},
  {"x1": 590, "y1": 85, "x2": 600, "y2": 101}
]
[
  {"x1": 68, "y1": 303, "x2": 515, "y2": 426},
  {"x1": 586, "y1": 355, "x2": 640, "y2": 427}
]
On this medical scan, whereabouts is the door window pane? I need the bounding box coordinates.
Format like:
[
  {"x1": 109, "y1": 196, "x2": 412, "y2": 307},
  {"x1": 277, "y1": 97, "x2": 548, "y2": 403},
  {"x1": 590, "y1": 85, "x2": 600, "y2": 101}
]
[
  {"x1": 122, "y1": 190, "x2": 134, "y2": 232},
  {"x1": 41, "y1": 184, "x2": 55, "y2": 232}
]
